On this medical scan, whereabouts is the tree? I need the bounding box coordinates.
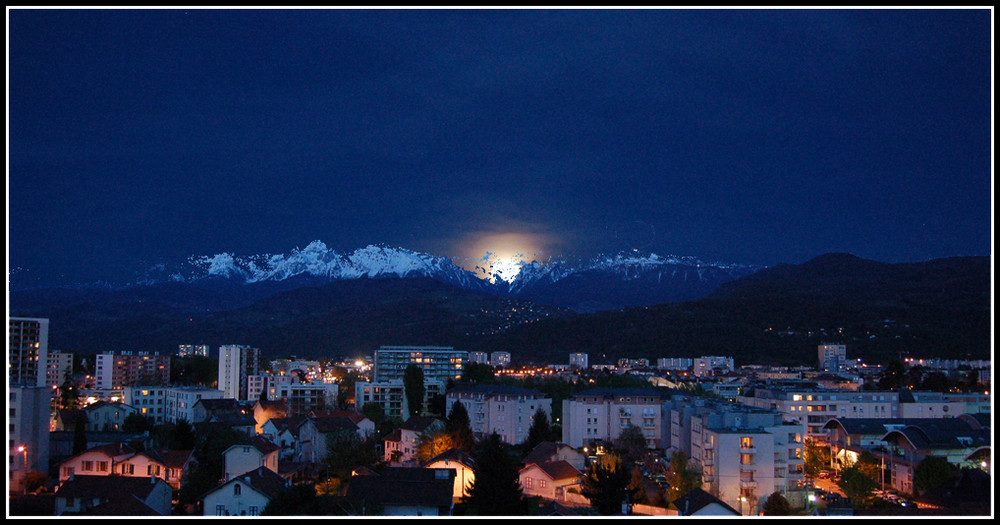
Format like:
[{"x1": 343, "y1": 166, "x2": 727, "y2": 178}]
[
  {"x1": 72, "y1": 419, "x2": 88, "y2": 455},
  {"x1": 324, "y1": 428, "x2": 379, "y2": 481},
  {"x1": 762, "y1": 491, "x2": 791, "y2": 515},
  {"x1": 417, "y1": 429, "x2": 456, "y2": 464},
  {"x1": 876, "y1": 359, "x2": 907, "y2": 390},
  {"x1": 403, "y1": 364, "x2": 425, "y2": 418},
  {"x1": 804, "y1": 438, "x2": 832, "y2": 479},
  {"x1": 464, "y1": 432, "x2": 528, "y2": 515},
  {"x1": 580, "y1": 453, "x2": 641, "y2": 515},
  {"x1": 837, "y1": 465, "x2": 878, "y2": 505},
  {"x1": 461, "y1": 363, "x2": 496, "y2": 383},
  {"x1": 446, "y1": 401, "x2": 476, "y2": 455},
  {"x1": 914, "y1": 455, "x2": 955, "y2": 494},
  {"x1": 22, "y1": 471, "x2": 51, "y2": 493},
  {"x1": 663, "y1": 450, "x2": 700, "y2": 503},
  {"x1": 615, "y1": 425, "x2": 648, "y2": 465},
  {"x1": 361, "y1": 402, "x2": 386, "y2": 426},
  {"x1": 523, "y1": 408, "x2": 553, "y2": 452},
  {"x1": 171, "y1": 419, "x2": 197, "y2": 450},
  {"x1": 122, "y1": 413, "x2": 152, "y2": 434}
]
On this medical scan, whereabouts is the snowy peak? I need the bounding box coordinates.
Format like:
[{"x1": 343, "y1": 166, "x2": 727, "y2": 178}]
[{"x1": 184, "y1": 241, "x2": 477, "y2": 284}]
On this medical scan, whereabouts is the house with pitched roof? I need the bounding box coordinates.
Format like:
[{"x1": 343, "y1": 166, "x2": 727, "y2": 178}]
[
  {"x1": 54, "y1": 474, "x2": 172, "y2": 516},
  {"x1": 202, "y1": 466, "x2": 291, "y2": 516},
  {"x1": 673, "y1": 487, "x2": 741, "y2": 516},
  {"x1": 345, "y1": 467, "x2": 456, "y2": 516},
  {"x1": 84, "y1": 401, "x2": 139, "y2": 432},
  {"x1": 384, "y1": 416, "x2": 444, "y2": 465},
  {"x1": 299, "y1": 415, "x2": 366, "y2": 464},
  {"x1": 223, "y1": 436, "x2": 280, "y2": 482},
  {"x1": 58, "y1": 443, "x2": 136, "y2": 481},
  {"x1": 116, "y1": 448, "x2": 196, "y2": 489},
  {"x1": 252, "y1": 399, "x2": 288, "y2": 434},
  {"x1": 259, "y1": 416, "x2": 306, "y2": 459},
  {"x1": 191, "y1": 398, "x2": 245, "y2": 423},
  {"x1": 523, "y1": 441, "x2": 586, "y2": 472},
  {"x1": 422, "y1": 448, "x2": 476, "y2": 500},
  {"x1": 518, "y1": 460, "x2": 582, "y2": 502}
]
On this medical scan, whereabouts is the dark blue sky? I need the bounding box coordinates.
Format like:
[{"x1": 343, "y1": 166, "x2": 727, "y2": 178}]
[{"x1": 8, "y1": 8, "x2": 993, "y2": 289}]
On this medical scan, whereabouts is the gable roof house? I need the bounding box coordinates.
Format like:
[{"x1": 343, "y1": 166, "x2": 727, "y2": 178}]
[
  {"x1": 673, "y1": 487, "x2": 741, "y2": 516},
  {"x1": 523, "y1": 441, "x2": 587, "y2": 472},
  {"x1": 83, "y1": 401, "x2": 139, "y2": 432},
  {"x1": 54, "y1": 474, "x2": 172, "y2": 516},
  {"x1": 345, "y1": 467, "x2": 456, "y2": 516},
  {"x1": 252, "y1": 399, "x2": 289, "y2": 434},
  {"x1": 260, "y1": 416, "x2": 308, "y2": 461},
  {"x1": 191, "y1": 398, "x2": 245, "y2": 424},
  {"x1": 116, "y1": 448, "x2": 196, "y2": 489},
  {"x1": 518, "y1": 460, "x2": 583, "y2": 503},
  {"x1": 422, "y1": 448, "x2": 476, "y2": 500},
  {"x1": 299, "y1": 415, "x2": 365, "y2": 464},
  {"x1": 223, "y1": 436, "x2": 280, "y2": 482},
  {"x1": 384, "y1": 416, "x2": 444, "y2": 465},
  {"x1": 58, "y1": 443, "x2": 136, "y2": 482},
  {"x1": 201, "y1": 466, "x2": 291, "y2": 516}
]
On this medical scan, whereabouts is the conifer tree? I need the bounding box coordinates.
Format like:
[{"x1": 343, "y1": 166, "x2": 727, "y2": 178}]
[{"x1": 464, "y1": 432, "x2": 527, "y2": 515}]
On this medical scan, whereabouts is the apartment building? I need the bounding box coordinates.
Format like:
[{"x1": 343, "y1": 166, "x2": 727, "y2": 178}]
[
  {"x1": 445, "y1": 383, "x2": 552, "y2": 445},
  {"x1": 9, "y1": 317, "x2": 49, "y2": 387},
  {"x1": 736, "y1": 381, "x2": 900, "y2": 438},
  {"x1": 9, "y1": 385, "x2": 52, "y2": 491},
  {"x1": 95, "y1": 351, "x2": 170, "y2": 389},
  {"x1": 373, "y1": 346, "x2": 467, "y2": 383},
  {"x1": 46, "y1": 350, "x2": 74, "y2": 387},
  {"x1": 355, "y1": 378, "x2": 447, "y2": 419},
  {"x1": 561, "y1": 387, "x2": 675, "y2": 449},
  {"x1": 693, "y1": 356, "x2": 735, "y2": 377},
  {"x1": 569, "y1": 352, "x2": 589, "y2": 369},
  {"x1": 490, "y1": 351, "x2": 511, "y2": 369},
  {"x1": 164, "y1": 387, "x2": 226, "y2": 424},
  {"x1": 670, "y1": 397, "x2": 805, "y2": 514},
  {"x1": 122, "y1": 386, "x2": 169, "y2": 424},
  {"x1": 218, "y1": 345, "x2": 262, "y2": 401}
]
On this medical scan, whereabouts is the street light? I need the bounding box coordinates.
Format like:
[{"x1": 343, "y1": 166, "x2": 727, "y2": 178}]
[{"x1": 17, "y1": 445, "x2": 28, "y2": 494}]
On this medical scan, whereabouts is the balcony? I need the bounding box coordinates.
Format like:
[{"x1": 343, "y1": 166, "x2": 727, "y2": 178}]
[
  {"x1": 740, "y1": 480, "x2": 758, "y2": 489},
  {"x1": 740, "y1": 446, "x2": 757, "y2": 454},
  {"x1": 740, "y1": 463, "x2": 755, "y2": 472}
]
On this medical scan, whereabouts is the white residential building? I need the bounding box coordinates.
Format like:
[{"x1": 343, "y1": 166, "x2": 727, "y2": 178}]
[
  {"x1": 122, "y1": 386, "x2": 169, "y2": 424},
  {"x1": 218, "y1": 345, "x2": 262, "y2": 401},
  {"x1": 469, "y1": 351, "x2": 490, "y2": 365},
  {"x1": 736, "y1": 381, "x2": 901, "y2": 439},
  {"x1": 569, "y1": 352, "x2": 589, "y2": 369},
  {"x1": 561, "y1": 387, "x2": 674, "y2": 449},
  {"x1": 46, "y1": 350, "x2": 74, "y2": 387},
  {"x1": 164, "y1": 386, "x2": 227, "y2": 424},
  {"x1": 657, "y1": 357, "x2": 694, "y2": 371},
  {"x1": 445, "y1": 383, "x2": 552, "y2": 446},
  {"x1": 490, "y1": 351, "x2": 511, "y2": 369},
  {"x1": 693, "y1": 356, "x2": 735, "y2": 377}
]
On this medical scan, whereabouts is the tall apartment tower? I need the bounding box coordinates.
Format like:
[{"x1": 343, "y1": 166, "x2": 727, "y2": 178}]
[
  {"x1": 218, "y1": 345, "x2": 262, "y2": 401},
  {"x1": 9, "y1": 317, "x2": 50, "y2": 387},
  {"x1": 818, "y1": 344, "x2": 847, "y2": 372}
]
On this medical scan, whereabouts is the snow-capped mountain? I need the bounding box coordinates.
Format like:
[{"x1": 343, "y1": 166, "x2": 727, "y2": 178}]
[{"x1": 139, "y1": 241, "x2": 762, "y2": 312}]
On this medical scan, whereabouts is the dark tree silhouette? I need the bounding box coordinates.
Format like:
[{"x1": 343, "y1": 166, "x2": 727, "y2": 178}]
[
  {"x1": 580, "y1": 453, "x2": 641, "y2": 515},
  {"x1": 762, "y1": 491, "x2": 791, "y2": 515},
  {"x1": 523, "y1": 408, "x2": 552, "y2": 451},
  {"x1": 446, "y1": 401, "x2": 476, "y2": 454},
  {"x1": 464, "y1": 432, "x2": 527, "y2": 515},
  {"x1": 403, "y1": 364, "x2": 425, "y2": 418}
]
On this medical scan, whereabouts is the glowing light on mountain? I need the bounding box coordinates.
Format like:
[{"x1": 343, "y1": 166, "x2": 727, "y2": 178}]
[{"x1": 455, "y1": 232, "x2": 552, "y2": 283}]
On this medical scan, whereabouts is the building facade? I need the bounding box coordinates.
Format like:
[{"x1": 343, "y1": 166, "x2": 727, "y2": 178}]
[
  {"x1": 9, "y1": 317, "x2": 49, "y2": 387},
  {"x1": 218, "y1": 345, "x2": 262, "y2": 401},
  {"x1": 95, "y1": 351, "x2": 170, "y2": 389},
  {"x1": 561, "y1": 387, "x2": 674, "y2": 449},
  {"x1": 46, "y1": 350, "x2": 74, "y2": 388},
  {"x1": 373, "y1": 346, "x2": 467, "y2": 383},
  {"x1": 9, "y1": 385, "x2": 52, "y2": 491},
  {"x1": 445, "y1": 383, "x2": 553, "y2": 445}
]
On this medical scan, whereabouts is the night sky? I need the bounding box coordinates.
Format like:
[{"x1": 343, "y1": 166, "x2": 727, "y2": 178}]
[{"x1": 8, "y1": 8, "x2": 993, "y2": 289}]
